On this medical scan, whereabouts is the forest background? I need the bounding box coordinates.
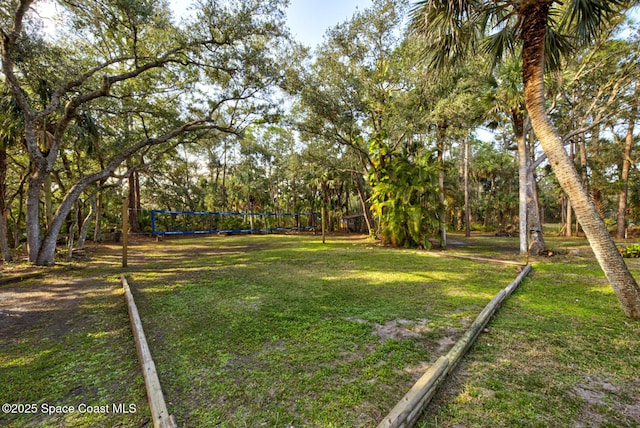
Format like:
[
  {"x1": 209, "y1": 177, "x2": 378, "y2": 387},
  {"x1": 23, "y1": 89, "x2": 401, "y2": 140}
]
[{"x1": 1, "y1": 0, "x2": 639, "y2": 267}]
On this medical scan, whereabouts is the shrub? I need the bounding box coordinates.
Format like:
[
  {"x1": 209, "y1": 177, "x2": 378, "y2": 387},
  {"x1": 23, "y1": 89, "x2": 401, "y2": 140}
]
[{"x1": 619, "y1": 242, "x2": 640, "y2": 258}]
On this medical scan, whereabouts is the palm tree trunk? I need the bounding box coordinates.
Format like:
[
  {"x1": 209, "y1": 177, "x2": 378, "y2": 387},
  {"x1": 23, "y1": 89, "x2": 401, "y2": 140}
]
[
  {"x1": 513, "y1": 108, "x2": 528, "y2": 254},
  {"x1": 521, "y1": 2, "x2": 640, "y2": 319},
  {"x1": 566, "y1": 141, "x2": 574, "y2": 237},
  {"x1": 617, "y1": 82, "x2": 638, "y2": 239},
  {"x1": 527, "y1": 166, "x2": 545, "y2": 255},
  {"x1": 437, "y1": 125, "x2": 447, "y2": 248}
]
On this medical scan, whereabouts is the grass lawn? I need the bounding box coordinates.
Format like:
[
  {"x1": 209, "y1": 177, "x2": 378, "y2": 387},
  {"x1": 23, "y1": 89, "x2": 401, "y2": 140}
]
[
  {"x1": 1, "y1": 232, "x2": 639, "y2": 427},
  {"x1": 423, "y1": 234, "x2": 640, "y2": 427}
]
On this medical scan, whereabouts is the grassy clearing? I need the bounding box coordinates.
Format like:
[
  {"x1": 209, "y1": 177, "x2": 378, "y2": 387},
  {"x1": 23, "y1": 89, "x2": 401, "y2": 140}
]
[
  {"x1": 128, "y1": 234, "x2": 519, "y2": 426},
  {"x1": 420, "y1": 234, "x2": 640, "y2": 427},
  {"x1": 1, "y1": 232, "x2": 638, "y2": 427},
  {"x1": 0, "y1": 271, "x2": 151, "y2": 427}
]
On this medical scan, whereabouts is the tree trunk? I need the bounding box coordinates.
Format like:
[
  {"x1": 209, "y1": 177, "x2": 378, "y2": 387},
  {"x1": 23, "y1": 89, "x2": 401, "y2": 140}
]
[
  {"x1": 354, "y1": 172, "x2": 375, "y2": 235},
  {"x1": 94, "y1": 190, "x2": 103, "y2": 243},
  {"x1": 527, "y1": 166, "x2": 545, "y2": 255},
  {"x1": 565, "y1": 140, "x2": 574, "y2": 237},
  {"x1": 26, "y1": 173, "x2": 44, "y2": 263},
  {"x1": 77, "y1": 195, "x2": 96, "y2": 250},
  {"x1": 513, "y1": 108, "x2": 528, "y2": 255},
  {"x1": 67, "y1": 199, "x2": 79, "y2": 260},
  {"x1": 0, "y1": 148, "x2": 11, "y2": 261},
  {"x1": 560, "y1": 194, "x2": 566, "y2": 234},
  {"x1": 321, "y1": 181, "x2": 327, "y2": 244},
  {"x1": 521, "y1": 2, "x2": 640, "y2": 319},
  {"x1": 464, "y1": 131, "x2": 471, "y2": 237},
  {"x1": 437, "y1": 125, "x2": 447, "y2": 248},
  {"x1": 13, "y1": 181, "x2": 25, "y2": 249},
  {"x1": 128, "y1": 169, "x2": 142, "y2": 234},
  {"x1": 0, "y1": 147, "x2": 11, "y2": 262},
  {"x1": 617, "y1": 82, "x2": 638, "y2": 239},
  {"x1": 36, "y1": 179, "x2": 92, "y2": 265}
]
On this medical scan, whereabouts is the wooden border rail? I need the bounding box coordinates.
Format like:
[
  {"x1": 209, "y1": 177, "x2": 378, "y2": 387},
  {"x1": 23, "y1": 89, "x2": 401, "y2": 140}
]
[
  {"x1": 122, "y1": 275, "x2": 177, "y2": 428},
  {"x1": 377, "y1": 264, "x2": 533, "y2": 428}
]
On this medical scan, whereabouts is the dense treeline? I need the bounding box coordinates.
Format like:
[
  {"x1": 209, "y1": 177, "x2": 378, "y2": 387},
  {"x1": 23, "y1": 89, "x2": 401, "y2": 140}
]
[{"x1": 0, "y1": 1, "x2": 638, "y2": 271}]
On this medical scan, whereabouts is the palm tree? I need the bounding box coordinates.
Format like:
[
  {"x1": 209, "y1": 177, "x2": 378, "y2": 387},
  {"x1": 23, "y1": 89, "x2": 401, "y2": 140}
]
[
  {"x1": 411, "y1": 0, "x2": 640, "y2": 319},
  {"x1": 490, "y1": 55, "x2": 546, "y2": 255}
]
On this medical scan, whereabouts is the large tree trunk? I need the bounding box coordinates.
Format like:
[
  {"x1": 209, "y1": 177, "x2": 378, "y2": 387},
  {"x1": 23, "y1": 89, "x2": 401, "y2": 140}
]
[
  {"x1": 26, "y1": 174, "x2": 44, "y2": 263},
  {"x1": 521, "y1": 2, "x2": 640, "y2": 319},
  {"x1": 0, "y1": 148, "x2": 11, "y2": 261},
  {"x1": 617, "y1": 82, "x2": 638, "y2": 239},
  {"x1": 36, "y1": 181, "x2": 88, "y2": 265},
  {"x1": 513, "y1": 108, "x2": 528, "y2": 255}
]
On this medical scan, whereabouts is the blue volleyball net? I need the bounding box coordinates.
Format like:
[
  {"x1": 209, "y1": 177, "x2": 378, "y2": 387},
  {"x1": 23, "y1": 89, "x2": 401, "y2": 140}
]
[{"x1": 150, "y1": 210, "x2": 319, "y2": 235}]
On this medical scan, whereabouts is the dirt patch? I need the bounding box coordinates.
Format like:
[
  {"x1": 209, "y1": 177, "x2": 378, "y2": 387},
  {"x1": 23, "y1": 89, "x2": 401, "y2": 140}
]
[
  {"x1": 572, "y1": 376, "x2": 640, "y2": 427},
  {"x1": 436, "y1": 327, "x2": 461, "y2": 353},
  {"x1": 372, "y1": 319, "x2": 430, "y2": 341},
  {"x1": 0, "y1": 275, "x2": 114, "y2": 344}
]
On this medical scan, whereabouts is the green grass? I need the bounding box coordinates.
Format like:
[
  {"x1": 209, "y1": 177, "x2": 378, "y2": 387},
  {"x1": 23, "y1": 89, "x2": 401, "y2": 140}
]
[
  {"x1": 419, "y1": 234, "x2": 640, "y2": 427},
  {"x1": 1, "y1": 233, "x2": 638, "y2": 427},
  {"x1": 128, "y1": 234, "x2": 518, "y2": 426},
  {"x1": 0, "y1": 274, "x2": 151, "y2": 427}
]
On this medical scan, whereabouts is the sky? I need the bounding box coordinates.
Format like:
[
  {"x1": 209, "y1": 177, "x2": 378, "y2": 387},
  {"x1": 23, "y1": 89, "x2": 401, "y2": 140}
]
[
  {"x1": 169, "y1": 0, "x2": 374, "y2": 49},
  {"x1": 286, "y1": 0, "x2": 373, "y2": 48},
  {"x1": 37, "y1": 0, "x2": 374, "y2": 48}
]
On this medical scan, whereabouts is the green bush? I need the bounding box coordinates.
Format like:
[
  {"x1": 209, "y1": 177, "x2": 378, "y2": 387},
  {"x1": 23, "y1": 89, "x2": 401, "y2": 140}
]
[
  {"x1": 368, "y1": 134, "x2": 440, "y2": 249},
  {"x1": 619, "y1": 242, "x2": 640, "y2": 258}
]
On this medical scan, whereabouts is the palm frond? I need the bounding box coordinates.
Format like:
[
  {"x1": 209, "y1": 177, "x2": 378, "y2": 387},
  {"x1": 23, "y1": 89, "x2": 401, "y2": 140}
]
[
  {"x1": 558, "y1": 0, "x2": 627, "y2": 43},
  {"x1": 544, "y1": 27, "x2": 575, "y2": 71},
  {"x1": 482, "y1": 25, "x2": 518, "y2": 70},
  {"x1": 410, "y1": 0, "x2": 484, "y2": 69}
]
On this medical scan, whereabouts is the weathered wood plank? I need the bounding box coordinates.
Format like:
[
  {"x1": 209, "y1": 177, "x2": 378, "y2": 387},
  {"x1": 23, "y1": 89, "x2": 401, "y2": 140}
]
[
  {"x1": 377, "y1": 264, "x2": 532, "y2": 428},
  {"x1": 377, "y1": 356, "x2": 449, "y2": 428},
  {"x1": 122, "y1": 274, "x2": 177, "y2": 428}
]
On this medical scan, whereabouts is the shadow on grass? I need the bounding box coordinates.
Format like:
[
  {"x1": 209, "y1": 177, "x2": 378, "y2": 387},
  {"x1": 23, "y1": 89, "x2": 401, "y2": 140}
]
[
  {"x1": 119, "y1": 234, "x2": 520, "y2": 426},
  {"x1": 419, "y1": 256, "x2": 640, "y2": 428},
  {"x1": 0, "y1": 273, "x2": 151, "y2": 428}
]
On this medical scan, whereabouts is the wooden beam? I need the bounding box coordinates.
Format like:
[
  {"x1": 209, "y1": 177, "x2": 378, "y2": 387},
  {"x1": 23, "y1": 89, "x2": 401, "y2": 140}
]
[
  {"x1": 122, "y1": 275, "x2": 177, "y2": 428},
  {"x1": 377, "y1": 264, "x2": 533, "y2": 428}
]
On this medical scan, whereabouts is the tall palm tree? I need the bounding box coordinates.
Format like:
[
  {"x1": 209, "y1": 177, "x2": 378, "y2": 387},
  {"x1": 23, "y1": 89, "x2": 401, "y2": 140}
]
[
  {"x1": 411, "y1": 0, "x2": 640, "y2": 319},
  {"x1": 490, "y1": 55, "x2": 546, "y2": 255}
]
